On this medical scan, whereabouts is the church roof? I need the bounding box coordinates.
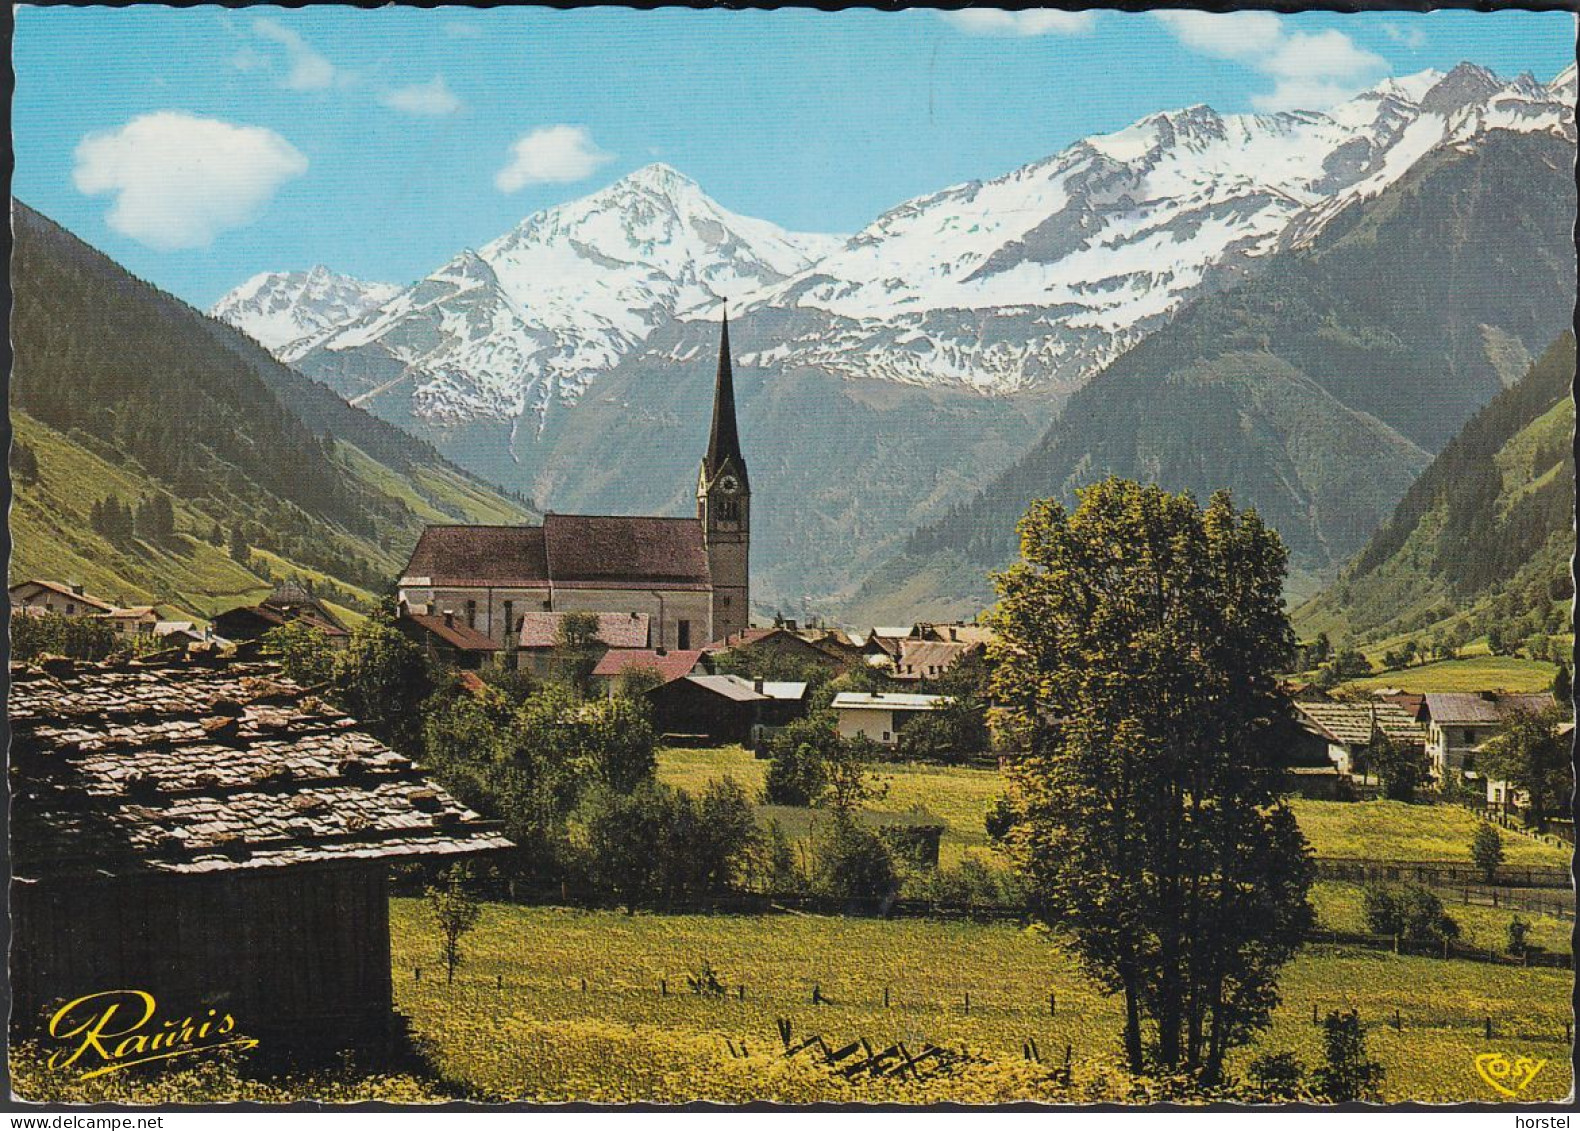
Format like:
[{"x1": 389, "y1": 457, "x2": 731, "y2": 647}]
[
  {"x1": 541, "y1": 514, "x2": 711, "y2": 590},
  {"x1": 519, "y1": 611, "x2": 652, "y2": 650},
  {"x1": 402, "y1": 525, "x2": 550, "y2": 587}
]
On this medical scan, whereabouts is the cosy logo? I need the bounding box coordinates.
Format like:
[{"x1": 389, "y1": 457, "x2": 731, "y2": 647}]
[
  {"x1": 46, "y1": 990, "x2": 258, "y2": 1079},
  {"x1": 1474, "y1": 1052, "x2": 1547, "y2": 1098}
]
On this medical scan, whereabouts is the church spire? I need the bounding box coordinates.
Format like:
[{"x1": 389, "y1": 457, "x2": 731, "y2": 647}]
[{"x1": 703, "y1": 310, "x2": 748, "y2": 489}]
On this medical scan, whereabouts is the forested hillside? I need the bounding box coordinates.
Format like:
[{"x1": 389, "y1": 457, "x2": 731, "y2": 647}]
[
  {"x1": 846, "y1": 130, "x2": 1576, "y2": 623},
  {"x1": 1295, "y1": 334, "x2": 1574, "y2": 648},
  {"x1": 8, "y1": 203, "x2": 533, "y2": 618}
]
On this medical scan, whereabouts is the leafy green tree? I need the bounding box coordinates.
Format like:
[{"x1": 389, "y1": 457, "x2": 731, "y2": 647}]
[
  {"x1": 988, "y1": 480, "x2": 1314, "y2": 1083},
  {"x1": 1247, "y1": 1052, "x2": 1307, "y2": 1100},
  {"x1": 228, "y1": 523, "x2": 250, "y2": 565},
  {"x1": 763, "y1": 713, "x2": 842, "y2": 806},
  {"x1": 1470, "y1": 822, "x2": 1504, "y2": 884},
  {"x1": 1507, "y1": 916, "x2": 1534, "y2": 958},
  {"x1": 807, "y1": 816, "x2": 897, "y2": 901},
  {"x1": 426, "y1": 863, "x2": 482, "y2": 985},
  {"x1": 11, "y1": 612, "x2": 120, "y2": 662},
  {"x1": 1364, "y1": 732, "x2": 1430, "y2": 802},
  {"x1": 552, "y1": 610, "x2": 604, "y2": 694},
  {"x1": 10, "y1": 439, "x2": 41, "y2": 486},
  {"x1": 1478, "y1": 705, "x2": 1569, "y2": 830},
  {"x1": 334, "y1": 612, "x2": 435, "y2": 754},
  {"x1": 260, "y1": 619, "x2": 336, "y2": 687},
  {"x1": 1362, "y1": 883, "x2": 1459, "y2": 943},
  {"x1": 1310, "y1": 1011, "x2": 1384, "y2": 1102},
  {"x1": 1553, "y1": 661, "x2": 1571, "y2": 706}
]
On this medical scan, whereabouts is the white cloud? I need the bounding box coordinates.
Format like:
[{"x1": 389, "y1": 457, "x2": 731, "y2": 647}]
[
  {"x1": 1151, "y1": 11, "x2": 1283, "y2": 61},
  {"x1": 939, "y1": 10, "x2": 1096, "y2": 37},
  {"x1": 1383, "y1": 21, "x2": 1428, "y2": 50},
  {"x1": 381, "y1": 75, "x2": 462, "y2": 116},
  {"x1": 1154, "y1": 12, "x2": 1388, "y2": 112},
  {"x1": 253, "y1": 17, "x2": 337, "y2": 91},
  {"x1": 73, "y1": 112, "x2": 308, "y2": 251},
  {"x1": 495, "y1": 125, "x2": 613, "y2": 192}
]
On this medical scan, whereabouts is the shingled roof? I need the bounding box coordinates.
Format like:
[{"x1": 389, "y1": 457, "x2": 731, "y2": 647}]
[
  {"x1": 400, "y1": 613, "x2": 501, "y2": 653},
  {"x1": 541, "y1": 514, "x2": 710, "y2": 589},
  {"x1": 9, "y1": 656, "x2": 512, "y2": 880},
  {"x1": 592, "y1": 648, "x2": 704, "y2": 685},
  {"x1": 1423, "y1": 691, "x2": 1556, "y2": 726},
  {"x1": 1293, "y1": 700, "x2": 1426, "y2": 747},
  {"x1": 401, "y1": 525, "x2": 550, "y2": 587},
  {"x1": 519, "y1": 611, "x2": 651, "y2": 651}
]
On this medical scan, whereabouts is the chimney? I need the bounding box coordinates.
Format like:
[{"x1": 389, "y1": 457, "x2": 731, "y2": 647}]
[
  {"x1": 656, "y1": 646, "x2": 668, "y2": 657},
  {"x1": 785, "y1": 619, "x2": 798, "y2": 632},
  {"x1": 444, "y1": 610, "x2": 455, "y2": 628},
  {"x1": 950, "y1": 627, "x2": 958, "y2": 642},
  {"x1": 71, "y1": 583, "x2": 84, "y2": 596},
  {"x1": 754, "y1": 679, "x2": 764, "y2": 694}
]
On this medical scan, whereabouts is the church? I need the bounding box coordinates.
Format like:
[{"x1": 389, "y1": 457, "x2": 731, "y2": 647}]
[{"x1": 397, "y1": 319, "x2": 751, "y2": 653}]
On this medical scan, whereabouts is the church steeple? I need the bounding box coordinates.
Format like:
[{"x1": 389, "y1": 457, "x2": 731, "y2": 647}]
[
  {"x1": 699, "y1": 310, "x2": 750, "y2": 641},
  {"x1": 702, "y1": 312, "x2": 749, "y2": 491}
]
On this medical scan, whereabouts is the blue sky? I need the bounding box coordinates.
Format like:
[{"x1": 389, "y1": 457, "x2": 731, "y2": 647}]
[{"x1": 14, "y1": 6, "x2": 1576, "y2": 309}]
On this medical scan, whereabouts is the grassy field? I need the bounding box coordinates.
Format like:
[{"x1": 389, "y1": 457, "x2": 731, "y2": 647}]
[
  {"x1": 1338, "y1": 654, "x2": 1561, "y2": 694},
  {"x1": 1286, "y1": 799, "x2": 1570, "y2": 866},
  {"x1": 658, "y1": 747, "x2": 1572, "y2": 870},
  {"x1": 1312, "y1": 881, "x2": 1572, "y2": 956},
  {"x1": 390, "y1": 900, "x2": 1573, "y2": 1103}
]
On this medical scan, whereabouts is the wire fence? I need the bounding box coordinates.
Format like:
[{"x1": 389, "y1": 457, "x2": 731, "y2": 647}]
[{"x1": 1313, "y1": 857, "x2": 1571, "y2": 890}]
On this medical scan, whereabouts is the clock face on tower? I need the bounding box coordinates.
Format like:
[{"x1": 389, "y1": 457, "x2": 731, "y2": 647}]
[{"x1": 718, "y1": 474, "x2": 740, "y2": 496}]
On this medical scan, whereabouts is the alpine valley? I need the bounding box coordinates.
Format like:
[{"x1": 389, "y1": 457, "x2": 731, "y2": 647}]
[{"x1": 212, "y1": 63, "x2": 1577, "y2": 621}]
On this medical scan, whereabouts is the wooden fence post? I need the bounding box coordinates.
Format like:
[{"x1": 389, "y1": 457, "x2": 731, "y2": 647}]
[
  {"x1": 738, "y1": 985, "x2": 746, "y2": 1001},
  {"x1": 964, "y1": 991, "x2": 971, "y2": 1015},
  {"x1": 884, "y1": 985, "x2": 891, "y2": 1008},
  {"x1": 1484, "y1": 1017, "x2": 1493, "y2": 1039},
  {"x1": 813, "y1": 983, "x2": 822, "y2": 1005},
  {"x1": 496, "y1": 974, "x2": 503, "y2": 990},
  {"x1": 661, "y1": 978, "x2": 667, "y2": 996},
  {"x1": 414, "y1": 967, "x2": 421, "y2": 982},
  {"x1": 1312, "y1": 1002, "x2": 1318, "y2": 1024},
  {"x1": 580, "y1": 977, "x2": 587, "y2": 993},
  {"x1": 1394, "y1": 1009, "x2": 1401, "y2": 1031},
  {"x1": 1050, "y1": 992, "x2": 1056, "y2": 1017}
]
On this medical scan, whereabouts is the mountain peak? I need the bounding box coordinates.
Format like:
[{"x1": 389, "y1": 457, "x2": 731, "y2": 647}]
[
  {"x1": 615, "y1": 162, "x2": 700, "y2": 196},
  {"x1": 1419, "y1": 61, "x2": 1506, "y2": 116}
]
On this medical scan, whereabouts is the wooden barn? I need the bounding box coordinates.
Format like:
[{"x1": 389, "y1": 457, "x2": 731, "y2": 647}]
[{"x1": 8, "y1": 653, "x2": 511, "y2": 1060}]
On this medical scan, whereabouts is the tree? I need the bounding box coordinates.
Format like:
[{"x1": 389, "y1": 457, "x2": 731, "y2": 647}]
[
  {"x1": 1478, "y1": 705, "x2": 1569, "y2": 830},
  {"x1": 1309, "y1": 1011, "x2": 1384, "y2": 1102},
  {"x1": 818, "y1": 733, "x2": 889, "y2": 813},
  {"x1": 11, "y1": 440, "x2": 41, "y2": 486},
  {"x1": 334, "y1": 613, "x2": 435, "y2": 754},
  {"x1": 763, "y1": 713, "x2": 842, "y2": 806},
  {"x1": 1362, "y1": 883, "x2": 1459, "y2": 943},
  {"x1": 807, "y1": 815, "x2": 897, "y2": 901},
  {"x1": 260, "y1": 620, "x2": 336, "y2": 687},
  {"x1": 1553, "y1": 661, "x2": 1572, "y2": 707},
  {"x1": 552, "y1": 611, "x2": 604, "y2": 694},
  {"x1": 1470, "y1": 822, "x2": 1504, "y2": 884},
  {"x1": 1364, "y1": 731, "x2": 1430, "y2": 802},
  {"x1": 426, "y1": 863, "x2": 482, "y2": 985},
  {"x1": 988, "y1": 480, "x2": 1314, "y2": 1083},
  {"x1": 228, "y1": 523, "x2": 250, "y2": 565}
]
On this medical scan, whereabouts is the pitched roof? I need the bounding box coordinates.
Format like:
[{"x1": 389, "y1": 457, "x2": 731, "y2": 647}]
[
  {"x1": 542, "y1": 514, "x2": 711, "y2": 589},
  {"x1": 1293, "y1": 701, "x2": 1425, "y2": 746},
  {"x1": 102, "y1": 606, "x2": 158, "y2": 619},
  {"x1": 9, "y1": 579, "x2": 117, "y2": 612},
  {"x1": 8, "y1": 656, "x2": 512, "y2": 879},
  {"x1": 894, "y1": 638, "x2": 982, "y2": 679},
  {"x1": 593, "y1": 648, "x2": 703, "y2": 684},
  {"x1": 915, "y1": 622, "x2": 996, "y2": 647},
  {"x1": 214, "y1": 601, "x2": 349, "y2": 638},
  {"x1": 520, "y1": 611, "x2": 651, "y2": 650},
  {"x1": 681, "y1": 674, "x2": 770, "y2": 703},
  {"x1": 1423, "y1": 691, "x2": 1557, "y2": 725},
  {"x1": 402, "y1": 525, "x2": 550, "y2": 587},
  {"x1": 400, "y1": 613, "x2": 501, "y2": 653},
  {"x1": 831, "y1": 691, "x2": 948, "y2": 712}
]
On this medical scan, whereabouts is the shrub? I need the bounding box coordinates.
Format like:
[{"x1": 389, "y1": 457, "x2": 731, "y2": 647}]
[
  {"x1": 808, "y1": 815, "x2": 897, "y2": 901},
  {"x1": 11, "y1": 611, "x2": 121, "y2": 662},
  {"x1": 763, "y1": 714, "x2": 840, "y2": 806},
  {"x1": 1362, "y1": 883, "x2": 1460, "y2": 943},
  {"x1": 1246, "y1": 1051, "x2": 1306, "y2": 1100},
  {"x1": 1507, "y1": 915, "x2": 1538, "y2": 957},
  {"x1": 1310, "y1": 1011, "x2": 1384, "y2": 1102}
]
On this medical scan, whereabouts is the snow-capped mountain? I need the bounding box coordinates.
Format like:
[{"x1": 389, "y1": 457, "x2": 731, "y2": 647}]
[
  {"x1": 282, "y1": 164, "x2": 840, "y2": 425},
  {"x1": 245, "y1": 63, "x2": 1574, "y2": 432},
  {"x1": 710, "y1": 62, "x2": 1575, "y2": 397},
  {"x1": 212, "y1": 266, "x2": 399, "y2": 357}
]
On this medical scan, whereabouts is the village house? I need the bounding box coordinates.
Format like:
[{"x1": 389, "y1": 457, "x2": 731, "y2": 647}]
[
  {"x1": 892, "y1": 637, "x2": 983, "y2": 683},
  {"x1": 9, "y1": 578, "x2": 117, "y2": 618},
  {"x1": 99, "y1": 605, "x2": 160, "y2": 639},
  {"x1": 700, "y1": 625, "x2": 853, "y2": 674},
  {"x1": 396, "y1": 611, "x2": 503, "y2": 671},
  {"x1": 398, "y1": 321, "x2": 751, "y2": 653},
  {"x1": 831, "y1": 690, "x2": 948, "y2": 747},
  {"x1": 646, "y1": 673, "x2": 808, "y2": 746},
  {"x1": 515, "y1": 611, "x2": 653, "y2": 678},
  {"x1": 1290, "y1": 699, "x2": 1427, "y2": 780},
  {"x1": 1421, "y1": 691, "x2": 1556, "y2": 779},
  {"x1": 591, "y1": 647, "x2": 707, "y2": 693},
  {"x1": 8, "y1": 653, "x2": 510, "y2": 1058},
  {"x1": 212, "y1": 582, "x2": 352, "y2": 651}
]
